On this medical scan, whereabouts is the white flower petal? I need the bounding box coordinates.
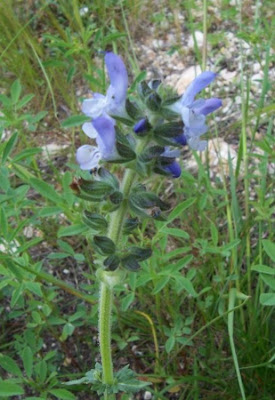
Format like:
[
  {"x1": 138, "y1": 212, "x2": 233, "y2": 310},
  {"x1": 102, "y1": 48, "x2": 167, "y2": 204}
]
[
  {"x1": 76, "y1": 145, "x2": 102, "y2": 170},
  {"x1": 82, "y1": 97, "x2": 108, "y2": 119},
  {"x1": 82, "y1": 122, "x2": 98, "y2": 139}
]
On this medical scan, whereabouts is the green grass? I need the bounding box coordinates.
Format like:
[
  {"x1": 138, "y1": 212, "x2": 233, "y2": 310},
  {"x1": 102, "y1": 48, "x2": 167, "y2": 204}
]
[{"x1": 0, "y1": 0, "x2": 274, "y2": 399}]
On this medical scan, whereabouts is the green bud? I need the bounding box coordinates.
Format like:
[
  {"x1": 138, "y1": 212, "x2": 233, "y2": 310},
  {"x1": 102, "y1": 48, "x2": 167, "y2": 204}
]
[
  {"x1": 145, "y1": 92, "x2": 162, "y2": 112},
  {"x1": 138, "y1": 81, "x2": 152, "y2": 98},
  {"x1": 109, "y1": 191, "x2": 123, "y2": 205},
  {"x1": 104, "y1": 254, "x2": 120, "y2": 271},
  {"x1": 123, "y1": 217, "x2": 139, "y2": 234},
  {"x1": 121, "y1": 256, "x2": 141, "y2": 271},
  {"x1": 125, "y1": 99, "x2": 142, "y2": 120},
  {"x1": 82, "y1": 211, "x2": 108, "y2": 232},
  {"x1": 154, "y1": 121, "x2": 184, "y2": 138},
  {"x1": 93, "y1": 235, "x2": 116, "y2": 256}
]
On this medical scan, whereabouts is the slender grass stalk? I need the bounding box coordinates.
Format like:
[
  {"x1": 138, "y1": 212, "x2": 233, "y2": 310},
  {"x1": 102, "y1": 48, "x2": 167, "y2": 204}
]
[
  {"x1": 228, "y1": 288, "x2": 247, "y2": 400},
  {"x1": 202, "y1": 0, "x2": 207, "y2": 71}
]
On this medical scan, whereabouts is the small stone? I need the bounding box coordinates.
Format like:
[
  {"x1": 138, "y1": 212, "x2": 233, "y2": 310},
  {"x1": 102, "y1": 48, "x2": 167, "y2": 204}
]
[
  {"x1": 144, "y1": 391, "x2": 152, "y2": 400},
  {"x1": 63, "y1": 269, "x2": 70, "y2": 274},
  {"x1": 220, "y1": 69, "x2": 237, "y2": 81},
  {"x1": 175, "y1": 65, "x2": 202, "y2": 95},
  {"x1": 41, "y1": 144, "x2": 69, "y2": 159},
  {"x1": 235, "y1": 96, "x2": 242, "y2": 105},
  {"x1": 253, "y1": 62, "x2": 261, "y2": 73},
  {"x1": 187, "y1": 31, "x2": 204, "y2": 48},
  {"x1": 23, "y1": 226, "x2": 34, "y2": 238}
]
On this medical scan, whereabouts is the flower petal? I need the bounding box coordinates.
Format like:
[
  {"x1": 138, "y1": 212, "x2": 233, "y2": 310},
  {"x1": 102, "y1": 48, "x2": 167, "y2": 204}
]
[
  {"x1": 174, "y1": 134, "x2": 188, "y2": 146},
  {"x1": 105, "y1": 52, "x2": 128, "y2": 105},
  {"x1": 92, "y1": 116, "x2": 116, "y2": 159},
  {"x1": 180, "y1": 71, "x2": 217, "y2": 106},
  {"x1": 82, "y1": 122, "x2": 98, "y2": 138},
  {"x1": 188, "y1": 137, "x2": 208, "y2": 151},
  {"x1": 193, "y1": 98, "x2": 222, "y2": 115},
  {"x1": 82, "y1": 95, "x2": 107, "y2": 118},
  {"x1": 76, "y1": 145, "x2": 101, "y2": 170},
  {"x1": 164, "y1": 161, "x2": 181, "y2": 178}
]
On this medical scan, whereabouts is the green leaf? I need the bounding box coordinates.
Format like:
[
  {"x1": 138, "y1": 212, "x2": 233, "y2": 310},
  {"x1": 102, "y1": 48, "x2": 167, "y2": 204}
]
[
  {"x1": 0, "y1": 355, "x2": 22, "y2": 377},
  {"x1": 82, "y1": 211, "x2": 108, "y2": 232},
  {"x1": 30, "y1": 178, "x2": 62, "y2": 204},
  {"x1": 24, "y1": 281, "x2": 43, "y2": 297},
  {"x1": 15, "y1": 93, "x2": 35, "y2": 109},
  {"x1": 121, "y1": 293, "x2": 135, "y2": 312},
  {"x1": 176, "y1": 276, "x2": 197, "y2": 297},
  {"x1": 166, "y1": 198, "x2": 196, "y2": 224},
  {"x1": 61, "y1": 115, "x2": 90, "y2": 128},
  {"x1": 252, "y1": 264, "x2": 275, "y2": 275},
  {"x1": 262, "y1": 240, "x2": 275, "y2": 262},
  {"x1": 152, "y1": 276, "x2": 170, "y2": 294},
  {"x1": 160, "y1": 227, "x2": 189, "y2": 239},
  {"x1": 60, "y1": 323, "x2": 75, "y2": 341},
  {"x1": 260, "y1": 293, "x2": 275, "y2": 306},
  {"x1": 0, "y1": 381, "x2": 24, "y2": 396},
  {"x1": 165, "y1": 336, "x2": 175, "y2": 353},
  {"x1": 10, "y1": 80, "x2": 22, "y2": 104},
  {"x1": 2, "y1": 132, "x2": 18, "y2": 163},
  {"x1": 49, "y1": 389, "x2": 76, "y2": 400},
  {"x1": 260, "y1": 274, "x2": 275, "y2": 290},
  {"x1": 93, "y1": 236, "x2": 116, "y2": 256},
  {"x1": 58, "y1": 224, "x2": 88, "y2": 238},
  {"x1": 21, "y1": 346, "x2": 33, "y2": 378}
]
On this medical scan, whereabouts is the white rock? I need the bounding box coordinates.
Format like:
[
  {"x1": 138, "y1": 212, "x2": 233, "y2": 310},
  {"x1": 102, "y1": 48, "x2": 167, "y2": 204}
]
[
  {"x1": 253, "y1": 62, "x2": 261, "y2": 73},
  {"x1": 144, "y1": 391, "x2": 152, "y2": 400},
  {"x1": 251, "y1": 73, "x2": 263, "y2": 84},
  {"x1": 41, "y1": 144, "x2": 69, "y2": 159},
  {"x1": 220, "y1": 69, "x2": 237, "y2": 81},
  {"x1": 187, "y1": 31, "x2": 204, "y2": 48},
  {"x1": 23, "y1": 226, "x2": 34, "y2": 238},
  {"x1": 175, "y1": 65, "x2": 202, "y2": 95}
]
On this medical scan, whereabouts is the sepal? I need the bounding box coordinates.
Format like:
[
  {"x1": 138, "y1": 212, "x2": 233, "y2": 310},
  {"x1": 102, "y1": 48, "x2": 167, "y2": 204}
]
[
  {"x1": 109, "y1": 191, "x2": 123, "y2": 205},
  {"x1": 123, "y1": 217, "x2": 139, "y2": 234},
  {"x1": 138, "y1": 81, "x2": 152, "y2": 98},
  {"x1": 97, "y1": 167, "x2": 120, "y2": 190},
  {"x1": 82, "y1": 211, "x2": 108, "y2": 232},
  {"x1": 125, "y1": 99, "x2": 142, "y2": 120},
  {"x1": 93, "y1": 235, "x2": 116, "y2": 255},
  {"x1": 145, "y1": 92, "x2": 162, "y2": 112},
  {"x1": 154, "y1": 121, "x2": 184, "y2": 138},
  {"x1": 104, "y1": 254, "x2": 120, "y2": 271},
  {"x1": 121, "y1": 256, "x2": 141, "y2": 271},
  {"x1": 71, "y1": 178, "x2": 114, "y2": 202}
]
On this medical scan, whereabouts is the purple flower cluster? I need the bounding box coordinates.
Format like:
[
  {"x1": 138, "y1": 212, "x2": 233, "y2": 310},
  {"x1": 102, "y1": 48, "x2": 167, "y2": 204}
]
[{"x1": 76, "y1": 52, "x2": 222, "y2": 177}]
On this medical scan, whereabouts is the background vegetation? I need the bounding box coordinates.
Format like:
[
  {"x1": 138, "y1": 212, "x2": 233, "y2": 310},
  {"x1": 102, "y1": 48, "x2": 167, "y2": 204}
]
[{"x1": 0, "y1": 0, "x2": 274, "y2": 399}]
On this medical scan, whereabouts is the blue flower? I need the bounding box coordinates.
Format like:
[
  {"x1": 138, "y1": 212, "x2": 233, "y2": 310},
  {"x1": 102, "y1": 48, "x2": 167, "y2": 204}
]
[
  {"x1": 76, "y1": 116, "x2": 117, "y2": 170},
  {"x1": 169, "y1": 71, "x2": 222, "y2": 151},
  {"x1": 161, "y1": 148, "x2": 181, "y2": 178},
  {"x1": 81, "y1": 52, "x2": 128, "y2": 139}
]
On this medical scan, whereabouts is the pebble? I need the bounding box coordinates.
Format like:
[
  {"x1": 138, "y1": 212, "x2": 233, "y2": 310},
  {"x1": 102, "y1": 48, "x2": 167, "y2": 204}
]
[
  {"x1": 41, "y1": 144, "x2": 69, "y2": 159},
  {"x1": 144, "y1": 391, "x2": 152, "y2": 400},
  {"x1": 187, "y1": 31, "x2": 204, "y2": 48},
  {"x1": 175, "y1": 65, "x2": 202, "y2": 94}
]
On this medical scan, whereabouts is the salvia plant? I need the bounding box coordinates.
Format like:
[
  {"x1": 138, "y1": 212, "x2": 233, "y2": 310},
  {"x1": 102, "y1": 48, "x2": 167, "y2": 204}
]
[{"x1": 67, "y1": 52, "x2": 222, "y2": 398}]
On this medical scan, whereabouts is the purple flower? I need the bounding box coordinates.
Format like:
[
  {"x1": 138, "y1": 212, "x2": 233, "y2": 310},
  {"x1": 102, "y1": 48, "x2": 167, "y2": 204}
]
[
  {"x1": 169, "y1": 72, "x2": 222, "y2": 151},
  {"x1": 161, "y1": 147, "x2": 181, "y2": 178},
  {"x1": 164, "y1": 161, "x2": 181, "y2": 178},
  {"x1": 76, "y1": 116, "x2": 117, "y2": 170},
  {"x1": 81, "y1": 52, "x2": 128, "y2": 137}
]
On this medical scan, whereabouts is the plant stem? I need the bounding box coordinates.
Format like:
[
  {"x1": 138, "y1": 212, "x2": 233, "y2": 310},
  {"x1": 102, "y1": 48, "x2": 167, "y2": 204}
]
[
  {"x1": 99, "y1": 281, "x2": 115, "y2": 396},
  {"x1": 98, "y1": 139, "x2": 147, "y2": 398}
]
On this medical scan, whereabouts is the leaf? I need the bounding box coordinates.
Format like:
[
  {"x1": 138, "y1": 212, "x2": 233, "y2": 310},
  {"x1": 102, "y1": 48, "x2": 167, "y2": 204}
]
[
  {"x1": 260, "y1": 293, "x2": 275, "y2": 306},
  {"x1": 176, "y1": 276, "x2": 197, "y2": 297},
  {"x1": 24, "y1": 282, "x2": 43, "y2": 297},
  {"x1": 166, "y1": 198, "x2": 196, "y2": 224},
  {"x1": 10, "y1": 80, "x2": 22, "y2": 104},
  {"x1": 262, "y1": 240, "x2": 275, "y2": 262},
  {"x1": 49, "y1": 389, "x2": 76, "y2": 400},
  {"x1": 2, "y1": 132, "x2": 18, "y2": 163},
  {"x1": 61, "y1": 115, "x2": 90, "y2": 128},
  {"x1": 21, "y1": 346, "x2": 33, "y2": 378},
  {"x1": 165, "y1": 336, "x2": 175, "y2": 353},
  {"x1": 58, "y1": 224, "x2": 88, "y2": 238},
  {"x1": 15, "y1": 93, "x2": 35, "y2": 109},
  {"x1": 160, "y1": 227, "x2": 189, "y2": 239},
  {"x1": 0, "y1": 382, "x2": 24, "y2": 396},
  {"x1": 252, "y1": 264, "x2": 275, "y2": 275},
  {"x1": 30, "y1": 178, "x2": 62, "y2": 204},
  {"x1": 121, "y1": 293, "x2": 135, "y2": 312},
  {"x1": 0, "y1": 355, "x2": 22, "y2": 377},
  {"x1": 152, "y1": 276, "x2": 170, "y2": 294}
]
